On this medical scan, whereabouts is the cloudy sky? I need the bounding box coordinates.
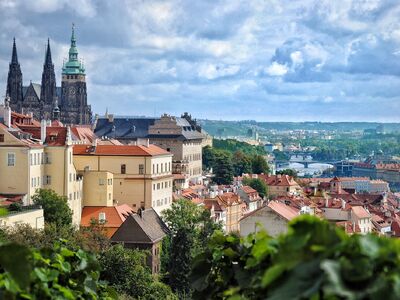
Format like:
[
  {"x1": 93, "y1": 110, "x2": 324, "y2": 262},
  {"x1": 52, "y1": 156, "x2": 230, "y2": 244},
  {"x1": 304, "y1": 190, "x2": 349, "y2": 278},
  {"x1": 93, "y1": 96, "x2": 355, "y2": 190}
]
[{"x1": 1, "y1": 0, "x2": 400, "y2": 122}]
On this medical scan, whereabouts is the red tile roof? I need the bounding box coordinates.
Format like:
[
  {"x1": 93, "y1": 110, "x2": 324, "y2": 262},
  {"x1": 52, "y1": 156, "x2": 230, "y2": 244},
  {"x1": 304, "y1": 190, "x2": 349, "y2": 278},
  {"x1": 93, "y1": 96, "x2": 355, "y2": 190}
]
[
  {"x1": 73, "y1": 144, "x2": 170, "y2": 156},
  {"x1": 351, "y1": 206, "x2": 371, "y2": 219},
  {"x1": 81, "y1": 205, "x2": 134, "y2": 237},
  {"x1": 267, "y1": 201, "x2": 299, "y2": 221}
]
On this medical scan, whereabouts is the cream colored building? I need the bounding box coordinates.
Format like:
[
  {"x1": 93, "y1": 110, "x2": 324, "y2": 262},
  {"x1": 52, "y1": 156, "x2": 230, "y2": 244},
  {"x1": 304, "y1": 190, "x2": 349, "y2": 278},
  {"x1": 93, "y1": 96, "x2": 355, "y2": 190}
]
[
  {"x1": 148, "y1": 114, "x2": 204, "y2": 186},
  {"x1": 0, "y1": 108, "x2": 83, "y2": 225},
  {"x1": 0, "y1": 206, "x2": 44, "y2": 229},
  {"x1": 73, "y1": 143, "x2": 173, "y2": 214}
]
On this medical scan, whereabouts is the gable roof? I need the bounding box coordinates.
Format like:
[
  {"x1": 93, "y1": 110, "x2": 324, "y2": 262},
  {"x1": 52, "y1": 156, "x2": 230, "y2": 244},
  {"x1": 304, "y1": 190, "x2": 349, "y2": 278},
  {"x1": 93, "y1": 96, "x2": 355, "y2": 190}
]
[
  {"x1": 351, "y1": 206, "x2": 371, "y2": 219},
  {"x1": 267, "y1": 201, "x2": 299, "y2": 221},
  {"x1": 111, "y1": 208, "x2": 169, "y2": 244}
]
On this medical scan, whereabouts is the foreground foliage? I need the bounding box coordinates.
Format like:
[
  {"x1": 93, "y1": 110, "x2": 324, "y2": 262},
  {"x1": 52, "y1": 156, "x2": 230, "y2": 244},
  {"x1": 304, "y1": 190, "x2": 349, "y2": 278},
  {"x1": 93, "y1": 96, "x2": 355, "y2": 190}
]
[
  {"x1": 191, "y1": 216, "x2": 400, "y2": 299},
  {"x1": 0, "y1": 241, "x2": 115, "y2": 299}
]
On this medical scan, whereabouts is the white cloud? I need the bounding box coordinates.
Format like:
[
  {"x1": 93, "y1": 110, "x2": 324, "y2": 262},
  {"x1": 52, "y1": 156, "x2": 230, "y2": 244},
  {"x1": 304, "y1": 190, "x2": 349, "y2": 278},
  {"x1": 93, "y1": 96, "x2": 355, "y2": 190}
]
[
  {"x1": 198, "y1": 64, "x2": 240, "y2": 80},
  {"x1": 265, "y1": 62, "x2": 288, "y2": 76}
]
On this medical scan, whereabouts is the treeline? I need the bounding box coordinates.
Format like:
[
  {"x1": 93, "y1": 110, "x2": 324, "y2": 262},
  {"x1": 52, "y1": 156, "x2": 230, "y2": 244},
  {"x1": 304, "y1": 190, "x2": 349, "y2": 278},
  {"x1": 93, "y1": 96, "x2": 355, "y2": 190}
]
[
  {"x1": 203, "y1": 146, "x2": 269, "y2": 184},
  {"x1": 212, "y1": 139, "x2": 266, "y2": 156},
  {"x1": 301, "y1": 136, "x2": 400, "y2": 160}
]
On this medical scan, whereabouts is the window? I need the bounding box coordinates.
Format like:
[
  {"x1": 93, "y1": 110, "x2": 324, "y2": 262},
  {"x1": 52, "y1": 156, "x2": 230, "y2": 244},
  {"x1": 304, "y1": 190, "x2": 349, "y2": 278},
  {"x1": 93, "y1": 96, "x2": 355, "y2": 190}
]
[
  {"x1": 157, "y1": 183, "x2": 160, "y2": 190},
  {"x1": 165, "y1": 163, "x2": 167, "y2": 172},
  {"x1": 153, "y1": 164, "x2": 155, "y2": 174},
  {"x1": 161, "y1": 164, "x2": 163, "y2": 173},
  {"x1": 139, "y1": 164, "x2": 144, "y2": 175},
  {"x1": 157, "y1": 164, "x2": 159, "y2": 173},
  {"x1": 121, "y1": 164, "x2": 126, "y2": 174},
  {"x1": 69, "y1": 193, "x2": 72, "y2": 200},
  {"x1": 69, "y1": 152, "x2": 72, "y2": 164},
  {"x1": 31, "y1": 178, "x2": 34, "y2": 187},
  {"x1": 108, "y1": 178, "x2": 113, "y2": 185},
  {"x1": 45, "y1": 153, "x2": 51, "y2": 164},
  {"x1": 99, "y1": 212, "x2": 106, "y2": 224},
  {"x1": 99, "y1": 178, "x2": 105, "y2": 185},
  {"x1": 0, "y1": 134, "x2": 4, "y2": 142},
  {"x1": 69, "y1": 173, "x2": 72, "y2": 182},
  {"x1": 44, "y1": 175, "x2": 51, "y2": 185},
  {"x1": 7, "y1": 153, "x2": 15, "y2": 166},
  {"x1": 108, "y1": 193, "x2": 111, "y2": 200},
  {"x1": 153, "y1": 184, "x2": 156, "y2": 191},
  {"x1": 33, "y1": 153, "x2": 37, "y2": 165}
]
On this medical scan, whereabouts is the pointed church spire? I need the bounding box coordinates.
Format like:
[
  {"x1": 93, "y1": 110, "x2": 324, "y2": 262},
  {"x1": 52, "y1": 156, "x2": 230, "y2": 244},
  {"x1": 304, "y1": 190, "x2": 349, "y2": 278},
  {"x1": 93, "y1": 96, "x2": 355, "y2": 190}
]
[
  {"x1": 44, "y1": 38, "x2": 53, "y2": 66},
  {"x1": 11, "y1": 37, "x2": 18, "y2": 64}
]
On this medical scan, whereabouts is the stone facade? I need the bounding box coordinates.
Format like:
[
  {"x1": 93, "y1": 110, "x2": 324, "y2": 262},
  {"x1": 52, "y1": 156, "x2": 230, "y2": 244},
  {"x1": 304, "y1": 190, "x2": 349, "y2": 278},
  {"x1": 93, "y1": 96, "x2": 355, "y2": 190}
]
[{"x1": 5, "y1": 26, "x2": 92, "y2": 125}]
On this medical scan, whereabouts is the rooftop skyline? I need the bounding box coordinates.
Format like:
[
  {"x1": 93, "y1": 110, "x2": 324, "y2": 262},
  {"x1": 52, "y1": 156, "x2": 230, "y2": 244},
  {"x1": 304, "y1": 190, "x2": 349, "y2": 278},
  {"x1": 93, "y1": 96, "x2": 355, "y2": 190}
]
[{"x1": 1, "y1": 0, "x2": 399, "y2": 122}]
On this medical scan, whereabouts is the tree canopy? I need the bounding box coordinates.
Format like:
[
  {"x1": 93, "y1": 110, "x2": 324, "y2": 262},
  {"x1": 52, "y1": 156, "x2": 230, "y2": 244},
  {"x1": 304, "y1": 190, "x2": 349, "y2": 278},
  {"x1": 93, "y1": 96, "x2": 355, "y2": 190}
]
[{"x1": 32, "y1": 189, "x2": 72, "y2": 227}]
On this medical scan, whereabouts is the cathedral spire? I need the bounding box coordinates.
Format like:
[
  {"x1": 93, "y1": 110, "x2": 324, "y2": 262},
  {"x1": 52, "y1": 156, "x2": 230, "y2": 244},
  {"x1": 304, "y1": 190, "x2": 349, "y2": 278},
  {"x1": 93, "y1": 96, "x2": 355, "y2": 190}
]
[
  {"x1": 44, "y1": 38, "x2": 53, "y2": 66},
  {"x1": 11, "y1": 37, "x2": 18, "y2": 64}
]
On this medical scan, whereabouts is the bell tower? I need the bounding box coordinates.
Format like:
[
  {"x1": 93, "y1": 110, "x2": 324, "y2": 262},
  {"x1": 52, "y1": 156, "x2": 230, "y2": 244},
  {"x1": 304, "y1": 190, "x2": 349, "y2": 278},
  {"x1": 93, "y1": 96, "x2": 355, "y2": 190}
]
[{"x1": 60, "y1": 24, "x2": 92, "y2": 124}]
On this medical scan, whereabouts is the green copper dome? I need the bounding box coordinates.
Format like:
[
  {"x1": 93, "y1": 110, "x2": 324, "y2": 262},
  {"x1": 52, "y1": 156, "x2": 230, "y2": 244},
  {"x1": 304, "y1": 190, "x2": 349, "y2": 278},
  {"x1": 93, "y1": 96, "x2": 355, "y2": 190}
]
[{"x1": 62, "y1": 24, "x2": 85, "y2": 75}]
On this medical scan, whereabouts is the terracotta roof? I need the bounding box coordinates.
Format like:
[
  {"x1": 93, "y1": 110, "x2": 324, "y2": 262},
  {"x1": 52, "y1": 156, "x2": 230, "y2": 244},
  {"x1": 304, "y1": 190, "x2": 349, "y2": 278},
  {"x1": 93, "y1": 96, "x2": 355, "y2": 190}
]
[
  {"x1": 267, "y1": 201, "x2": 299, "y2": 221},
  {"x1": 351, "y1": 206, "x2": 371, "y2": 219},
  {"x1": 258, "y1": 174, "x2": 299, "y2": 187},
  {"x1": 204, "y1": 198, "x2": 225, "y2": 212},
  {"x1": 46, "y1": 127, "x2": 67, "y2": 146},
  {"x1": 73, "y1": 144, "x2": 170, "y2": 156},
  {"x1": 241, "y1": 185, "x2": 257, "y2": 194},
  {"x1": 218, "y1": 192, "x2": 241, "y2": 206},
  {"x1": 81, "y1": 205, "x2": 134, "y2": 228}
]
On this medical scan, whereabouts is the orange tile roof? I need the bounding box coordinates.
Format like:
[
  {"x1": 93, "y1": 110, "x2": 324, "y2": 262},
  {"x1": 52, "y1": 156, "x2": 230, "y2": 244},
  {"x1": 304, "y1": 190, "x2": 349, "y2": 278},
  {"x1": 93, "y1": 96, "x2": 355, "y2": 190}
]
[
  {"x1": 241, "y1": 185, "x2": 257, "y2": 194},
  {"x1": 267, "y1": 201, "x2": 299, "y2": 221},
  {"x1": 73, "y1": 144, "x2": 170, "y2": 156},
  {"x1": 351, "y1": 206, "x2": 371, "y2": 219},
  {"x1": 81, "y1": 205, "x2": 134, "y2": 228}
]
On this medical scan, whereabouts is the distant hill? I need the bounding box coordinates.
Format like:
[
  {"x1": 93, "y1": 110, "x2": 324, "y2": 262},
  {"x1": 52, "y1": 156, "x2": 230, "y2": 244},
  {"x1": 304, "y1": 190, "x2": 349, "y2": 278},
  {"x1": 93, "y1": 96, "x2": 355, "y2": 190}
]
[{"x1": 198, "y1": 120, "x2": 400, "y2": 137}]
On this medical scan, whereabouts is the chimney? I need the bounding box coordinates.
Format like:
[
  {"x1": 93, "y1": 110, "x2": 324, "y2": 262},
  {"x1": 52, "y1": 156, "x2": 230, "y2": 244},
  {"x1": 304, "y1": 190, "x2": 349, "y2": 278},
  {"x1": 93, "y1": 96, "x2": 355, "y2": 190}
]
[
  {"x1": 325, "y1": 197, "x2": 329, "y2": 208},
  {"x1": 40, "y1": 119, "x2": 47, "y2": 144},
  {"x1": 341, "y1": 198, "x2": 346, "y2": 210},
  {"x1": 3, "y1": 95, "x2": 11, "y2": 128},
  {"x1": 140, "y1": 201, "x2": 145, "y2": 210}
]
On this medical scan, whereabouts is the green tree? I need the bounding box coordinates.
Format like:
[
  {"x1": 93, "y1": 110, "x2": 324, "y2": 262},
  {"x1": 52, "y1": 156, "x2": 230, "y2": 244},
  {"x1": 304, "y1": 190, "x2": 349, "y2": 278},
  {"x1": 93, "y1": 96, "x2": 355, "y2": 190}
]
[
  {"x1": 99, "y1": 244, "x2": 176, "y2": 299},
  {"x1": 32, "y1": 189, "x2": 72, "y2": 227},
  {"x1": 276, "y1": 169, "x2": 298, "y2": 178},
  {"x1": 232, "y1": 151, "x2": 252, "y2": 176},
  {"x1": 243, "y1": 177, "x2": 268, "y2": 198},
  {"x1": 202, "y1": 146, "x2": 216, "y2": 171},
  {"x1": 251, "y1": 155, "x2": 269, "y2": 174},
  {"x1": 213, "y1": 151, "x2": 234, "y2": 185},
  {"x1": 162, "y1": 200, "x2": 221, "y2": 297}
]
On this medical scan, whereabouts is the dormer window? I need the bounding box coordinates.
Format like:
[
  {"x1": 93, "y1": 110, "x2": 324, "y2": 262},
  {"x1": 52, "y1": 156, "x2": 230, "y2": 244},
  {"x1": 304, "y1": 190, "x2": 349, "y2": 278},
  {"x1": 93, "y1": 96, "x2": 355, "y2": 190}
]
[{"x1": 99, "y1": 212, "x2": 106, "y2": 224}]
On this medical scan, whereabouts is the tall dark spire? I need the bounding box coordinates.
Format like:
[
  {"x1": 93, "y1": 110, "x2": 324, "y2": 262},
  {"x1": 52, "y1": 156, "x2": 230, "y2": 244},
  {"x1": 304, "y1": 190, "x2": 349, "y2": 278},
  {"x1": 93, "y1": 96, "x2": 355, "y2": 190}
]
[
  {"x1": 6, "y1": 38, "x2": 23, "y2": 111},
  {"x1": 44, "y1": 38, "x2": 52, "y2": 66},
  {"x1": 41, "y1": 38, "x2": 56, "y2": 106},
  {"x1": 11, "y1": 37, "x2": 18, "y2": 64}
]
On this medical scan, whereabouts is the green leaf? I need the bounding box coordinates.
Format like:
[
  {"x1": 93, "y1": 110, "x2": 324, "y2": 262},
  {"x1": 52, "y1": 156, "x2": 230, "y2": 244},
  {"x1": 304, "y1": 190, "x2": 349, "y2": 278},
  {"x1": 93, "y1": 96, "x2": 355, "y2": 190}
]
[
  {"x1": 0, "y1": 243, "x2": 32, "y2": 289},
  {"x1": 262, "y1": 264, "x2": 286, "y2": 287}
]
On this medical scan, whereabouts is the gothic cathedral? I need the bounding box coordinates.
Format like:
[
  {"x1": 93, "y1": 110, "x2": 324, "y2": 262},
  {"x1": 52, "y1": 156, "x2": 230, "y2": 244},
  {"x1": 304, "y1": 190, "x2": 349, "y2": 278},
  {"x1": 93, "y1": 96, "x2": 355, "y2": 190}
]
[{"x1": 5, "y1": 25, "x2": 92, "y2": 125}]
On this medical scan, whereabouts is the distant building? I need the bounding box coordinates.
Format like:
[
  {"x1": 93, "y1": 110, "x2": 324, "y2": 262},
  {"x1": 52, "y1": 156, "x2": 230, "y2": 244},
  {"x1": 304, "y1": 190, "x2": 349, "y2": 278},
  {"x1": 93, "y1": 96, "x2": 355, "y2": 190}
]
[
  {"x1": 239, "y1": 201, "x2": 299, "y2": 237},
  {"x1": 0, "y1": 205, "x2": 44, "y2": 230},
  {"x1": 94, "y1": 113, "x2": 206, "y2": 186}
]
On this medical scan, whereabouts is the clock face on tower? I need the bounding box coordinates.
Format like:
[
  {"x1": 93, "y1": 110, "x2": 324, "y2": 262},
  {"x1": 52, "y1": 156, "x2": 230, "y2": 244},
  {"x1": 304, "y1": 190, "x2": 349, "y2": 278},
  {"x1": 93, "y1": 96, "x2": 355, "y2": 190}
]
[{"x1": 69, "y1": 86, "x2": 76, "y2": 96}]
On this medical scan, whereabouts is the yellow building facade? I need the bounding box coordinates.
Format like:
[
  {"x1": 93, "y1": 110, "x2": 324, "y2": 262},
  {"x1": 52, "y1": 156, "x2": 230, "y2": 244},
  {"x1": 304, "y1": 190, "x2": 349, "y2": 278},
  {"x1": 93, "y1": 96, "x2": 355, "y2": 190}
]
[{"x1": 73, "y1": 144, "x2": 173, "y2": 214}]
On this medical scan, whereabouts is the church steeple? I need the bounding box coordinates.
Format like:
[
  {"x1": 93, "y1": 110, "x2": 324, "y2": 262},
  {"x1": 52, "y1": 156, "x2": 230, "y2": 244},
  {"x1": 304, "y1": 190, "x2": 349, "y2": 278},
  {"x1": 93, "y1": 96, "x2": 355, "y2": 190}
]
[
  {"x1": 44, "y1": 38, "x2": 52, "y2": 66},
  {"x1": 11, "y1": 38, "x2": 18, "y2": 64},
  {"x1": 62, "y1": 23, "x2": 85, "y2": 75},
  {"x1": 6, "y1": 38, "x2": 23, "y2": 111},
  {"x1": 41, "y1": 38, "x2": 56, "y2": 106}
]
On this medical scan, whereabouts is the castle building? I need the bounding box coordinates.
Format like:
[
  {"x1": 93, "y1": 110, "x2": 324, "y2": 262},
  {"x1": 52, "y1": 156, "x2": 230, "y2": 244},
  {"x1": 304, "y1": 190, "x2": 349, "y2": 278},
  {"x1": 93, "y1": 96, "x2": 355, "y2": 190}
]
[{"x1": 5, "y1": 25, "x2": 92, "y2": 125}]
